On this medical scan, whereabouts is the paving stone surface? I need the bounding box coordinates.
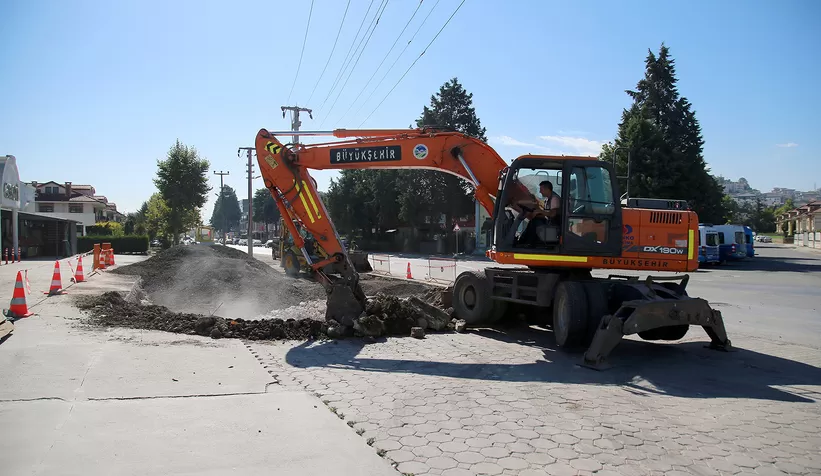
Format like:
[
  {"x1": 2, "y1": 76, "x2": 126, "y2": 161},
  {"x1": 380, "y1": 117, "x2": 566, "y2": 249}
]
[{"x1": 249, "y1": 327, "x2": 821, "y2": 476}]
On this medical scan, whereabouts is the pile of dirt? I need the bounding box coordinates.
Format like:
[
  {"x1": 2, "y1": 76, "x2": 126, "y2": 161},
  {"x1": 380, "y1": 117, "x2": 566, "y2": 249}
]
[
  {"x1": 76, "y1": 290, "x2": 461, "y2": 341},
  {"x1": 94, "y1": 243, "x2": 458, "y2": 340},
  {"x1": 76, "y1": 292, "x2": 324, "y2": 340},
  {"x1": 112, "y1": 245, "x2": 326, "y2": 319}
]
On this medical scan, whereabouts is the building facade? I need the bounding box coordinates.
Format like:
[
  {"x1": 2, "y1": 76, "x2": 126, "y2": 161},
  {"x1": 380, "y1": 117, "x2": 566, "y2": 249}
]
[
  {"x1": 26, "y1": 181, "x2": 124, "y2": 236},
  {"x1": 2, "y1": 155, "x2": 79, "y2": 258}
]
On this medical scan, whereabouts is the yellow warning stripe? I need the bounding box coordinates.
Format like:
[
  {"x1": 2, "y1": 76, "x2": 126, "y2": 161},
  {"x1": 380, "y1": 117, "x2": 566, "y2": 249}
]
[
  {"x1": 295, "y1": 180, "x2": 315, "y2": 223},
  {"x1": 512, "y1": 253, "x2": 589, "y2": 263},
  {"x1": 688, "y1": 229, "x2": 695, "y2": 260},
  {"x1": 302, "y1": 181, "x2": 321, "y2": 219}
]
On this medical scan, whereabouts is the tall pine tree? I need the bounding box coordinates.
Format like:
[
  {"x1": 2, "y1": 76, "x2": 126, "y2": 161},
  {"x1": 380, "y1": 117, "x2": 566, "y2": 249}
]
[
  {"x1": 601, "y1": 44, "x2": 725, "y2": 223},
  {"x1": 327, "y1": 77, "x2": 486, "y2": 245},
  {"x1": 410, "y1": 77, "x2": 486, "y2": 228}
]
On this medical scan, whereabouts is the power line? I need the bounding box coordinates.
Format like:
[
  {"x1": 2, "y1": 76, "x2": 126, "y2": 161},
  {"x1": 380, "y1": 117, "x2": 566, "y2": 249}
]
[
  {"x1": 305, "y1": 0, "x2": 352, "y2": 105},
  {"x1": 351, "y1": 0, "x2": 441, "y2": 120},
  {"x1": 332, "y1": 0, "x2": 425, "y2": 127},
  {"x1": 320, "y1": 0, "x2": 391, "y2": 127},
  {"x1": 358, "y1": 0, "x2": 465, "y2": 127},
  {"x1": 287, "y1": 0, "x2": 315, "y2": 104},
  {"x1": 316, "y1": 0, "x2": 378, "y2": 112}
]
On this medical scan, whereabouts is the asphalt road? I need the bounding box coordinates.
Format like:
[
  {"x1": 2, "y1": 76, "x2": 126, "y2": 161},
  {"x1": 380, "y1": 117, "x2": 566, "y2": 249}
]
[{"x1": 231, "y1": 242, "x2": 821, "y2": 348}]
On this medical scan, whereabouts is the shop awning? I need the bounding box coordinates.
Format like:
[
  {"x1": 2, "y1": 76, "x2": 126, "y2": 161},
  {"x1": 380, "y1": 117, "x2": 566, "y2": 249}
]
[{"x1": 17, "y1": 211, "x2": 80, "y2": 223}]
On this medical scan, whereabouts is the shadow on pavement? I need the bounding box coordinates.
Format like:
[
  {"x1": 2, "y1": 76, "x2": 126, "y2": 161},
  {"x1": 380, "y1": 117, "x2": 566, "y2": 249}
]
[
  {"x1": 285, "y1": 326, "x2": 821, "y2": 403},
  {"x1": 719, "y1": 256, "x2": 821, "y2": 273}
]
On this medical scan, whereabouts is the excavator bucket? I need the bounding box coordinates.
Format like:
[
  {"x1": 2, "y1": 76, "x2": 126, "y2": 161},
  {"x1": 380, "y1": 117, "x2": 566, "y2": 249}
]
[
  {"x1": 348, "y1": 251, "x2": 373, "y2": 272},
  {"x1": 323, "y1": 275, "x2": 368, "y2": 327}
]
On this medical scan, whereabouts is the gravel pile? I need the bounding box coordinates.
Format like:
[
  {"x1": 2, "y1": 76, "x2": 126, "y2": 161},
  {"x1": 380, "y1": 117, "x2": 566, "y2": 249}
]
[
  {"x1": 112, "y1": 245, "x2": 326, "y2": 319},
  {"x1": 89, "y1": 243, "x2": 456, "y2": 340}
]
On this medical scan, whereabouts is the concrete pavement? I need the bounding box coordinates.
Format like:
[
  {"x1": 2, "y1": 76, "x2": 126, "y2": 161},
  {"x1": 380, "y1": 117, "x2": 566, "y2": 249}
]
[
  {"x1": 0, "y1": 253, "x2": 396, "y2": 476},
  {"x1": 246, "y1": 244, "x2": 821, "y2": 476}
]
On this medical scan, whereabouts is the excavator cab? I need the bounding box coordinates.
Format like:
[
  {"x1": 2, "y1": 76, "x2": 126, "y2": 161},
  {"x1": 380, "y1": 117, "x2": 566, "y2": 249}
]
[{"x1": 492, "y1": 157, "x2": 623, "y2": 258}]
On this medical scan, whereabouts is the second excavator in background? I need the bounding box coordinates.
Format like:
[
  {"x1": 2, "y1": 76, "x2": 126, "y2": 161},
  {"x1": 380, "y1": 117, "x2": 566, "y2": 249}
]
[{"x1": 254, "y1": 127, "x2": 731, "y2": 368}]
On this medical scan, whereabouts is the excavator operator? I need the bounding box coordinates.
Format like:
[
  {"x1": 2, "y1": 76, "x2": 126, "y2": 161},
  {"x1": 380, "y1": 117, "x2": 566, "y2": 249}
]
[{"x1": 515, "y1": 180, "x2": 561, "y2": 246}]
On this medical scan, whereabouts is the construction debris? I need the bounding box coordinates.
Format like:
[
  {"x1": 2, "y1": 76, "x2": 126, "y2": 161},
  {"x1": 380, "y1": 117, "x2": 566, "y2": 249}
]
[
  {"x1": 76, "y1": 292, "x2": 324, "y2": 340},
  {"x1": 78, "y1": 244, "x2": 462, "y2": 342}
]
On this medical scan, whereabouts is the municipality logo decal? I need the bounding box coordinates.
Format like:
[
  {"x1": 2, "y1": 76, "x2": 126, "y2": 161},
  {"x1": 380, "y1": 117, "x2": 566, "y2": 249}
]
[{"x1": 413, "y1": 144, "x2": 428, "y2": 160}]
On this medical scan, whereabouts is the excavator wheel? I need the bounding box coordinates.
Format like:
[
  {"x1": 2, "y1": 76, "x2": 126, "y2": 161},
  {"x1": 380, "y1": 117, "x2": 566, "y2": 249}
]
[
  {"x1": 282, "y1": 251, "x2": 301, "y2": 277},
  {"x1": 552, "y1": 281, "x2": 588, "y2": 348},
  {"x1": 453, "y1": 271, "x2": 502, "y2": 325}
]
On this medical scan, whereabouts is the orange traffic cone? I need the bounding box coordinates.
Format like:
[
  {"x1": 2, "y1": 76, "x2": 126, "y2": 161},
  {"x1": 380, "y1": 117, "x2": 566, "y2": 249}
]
[
  {"x1": 406, "y1": 262, "x2": 413, "y2": 279},
  {"x1": 74, "y1": 256, "x2": 85, "y2": 283},
  {"x1": 44, "y1": 261, "x2": 67, "y2": 296},
  {"x1": 98, "y1": 250, "x2": 107, "y2": 270},
  {"x1": 6, "y1": 271, "x2": 34, "y2": 318},
  {"x1": 107, "y1": 249, "x2": 115, "y2": 266}
]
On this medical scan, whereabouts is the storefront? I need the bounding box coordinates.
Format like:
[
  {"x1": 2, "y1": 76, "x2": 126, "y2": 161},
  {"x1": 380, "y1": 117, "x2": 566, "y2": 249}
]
[{"x1": 1, "y1": 155, "x2": 78, "y2": 258}]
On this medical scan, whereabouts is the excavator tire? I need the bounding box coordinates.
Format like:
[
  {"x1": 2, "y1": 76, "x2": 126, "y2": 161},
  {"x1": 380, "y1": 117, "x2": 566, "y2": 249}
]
[
  {"x1": 552, "y1": 281, "x2": 588, "y2": 348},
  {"x1": 283, "y1": 251, "x2": 301, "y2": 277},
  {"x1": 453, "y1": 271, "x2": 497, "y2": 325}
]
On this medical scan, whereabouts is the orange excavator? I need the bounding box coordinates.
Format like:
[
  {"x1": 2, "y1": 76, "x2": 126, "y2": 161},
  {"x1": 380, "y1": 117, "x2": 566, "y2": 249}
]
[{"x1": 255, "y1": 127, "x2": 731, "y2": 367}]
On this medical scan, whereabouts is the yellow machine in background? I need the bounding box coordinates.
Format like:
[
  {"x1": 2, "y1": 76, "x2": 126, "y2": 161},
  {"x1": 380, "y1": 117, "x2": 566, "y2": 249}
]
[
  {"x1": 272, "y1": 218, "x2": 371, "y2": 276},
  {"x1": 196, "y1": 226, "x2": 215, "y2": 243}
]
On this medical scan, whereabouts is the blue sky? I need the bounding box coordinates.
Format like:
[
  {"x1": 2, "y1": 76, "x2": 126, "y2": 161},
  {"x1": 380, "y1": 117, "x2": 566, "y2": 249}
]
[{"x1": 2, "y1": 0, "x2": 819, "y2": 219}]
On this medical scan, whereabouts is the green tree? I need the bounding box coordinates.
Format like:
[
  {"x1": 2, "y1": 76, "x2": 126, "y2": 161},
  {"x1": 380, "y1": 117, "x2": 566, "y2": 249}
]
[
  {"x1": 721, "y1": 195, "x2": 740, "y2": 224},
  {"x1": 600, "y1": 44, "x2": 725, "y2": 223},
  {"x1": 154, "y1": 140, "x2": 211, "y2": 244},
  {"x1": 144, "y1": 193, "x2": 171, "y2": 241},
  {"x1": 411, "y1": 77, "x2": 486, "y2": 228},
  {"x1": 253, "y1": 188, "x2": 281, "y2": 239},
  {"x1": 325, "y1": 78, "x2": 486, "y2": 248},
  {"x1": 210, "y1": 185, "x2": 242, "y2": 234}
]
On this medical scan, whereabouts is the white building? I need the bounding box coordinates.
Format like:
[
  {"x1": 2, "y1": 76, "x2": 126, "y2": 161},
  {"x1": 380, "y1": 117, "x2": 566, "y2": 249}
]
[
  {"x1": 26, "y1": 181, "x2": 124, "y2": 236},
  {"x1": 2, "y1": 155, "x2": 79, "y2": 258}
]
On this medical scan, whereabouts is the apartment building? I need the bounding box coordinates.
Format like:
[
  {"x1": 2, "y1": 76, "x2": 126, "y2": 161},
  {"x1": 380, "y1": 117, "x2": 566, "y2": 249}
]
[{"x1": 25, "y1": 181, "x2": 125, "y2": 236}]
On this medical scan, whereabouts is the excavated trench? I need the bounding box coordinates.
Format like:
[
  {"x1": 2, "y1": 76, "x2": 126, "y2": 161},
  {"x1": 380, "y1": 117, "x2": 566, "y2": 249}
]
[{"x1": 75, "y1": 245, "x2": 460, "y2": 341}]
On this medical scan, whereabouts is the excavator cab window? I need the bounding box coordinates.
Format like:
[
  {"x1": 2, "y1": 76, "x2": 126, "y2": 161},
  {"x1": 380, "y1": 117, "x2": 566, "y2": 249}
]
[{"x1": 493, "y1": 158, "x2": 622, "y2": 257}]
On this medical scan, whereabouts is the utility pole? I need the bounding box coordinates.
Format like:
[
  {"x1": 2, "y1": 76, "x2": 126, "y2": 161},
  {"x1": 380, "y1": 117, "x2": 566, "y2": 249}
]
[
  {"x1": 238, "y1": 147, "x2": 255, "y2": 257},
  {"x1": 281, "y1": 105, "x2": 313, "y2": 147},
  {"x1": 213, "y1": 170, "x2": 229, "y2": 245}
]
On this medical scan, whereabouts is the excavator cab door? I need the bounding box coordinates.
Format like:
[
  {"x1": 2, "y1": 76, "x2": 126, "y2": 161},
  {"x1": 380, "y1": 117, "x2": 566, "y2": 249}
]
[{"x1": 559, "y1": 161, "x2": 623, "y2": 257}]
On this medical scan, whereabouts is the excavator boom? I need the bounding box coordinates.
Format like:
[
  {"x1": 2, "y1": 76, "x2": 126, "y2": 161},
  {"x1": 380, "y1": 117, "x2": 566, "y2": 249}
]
[{"x1": 254, "y1": 127, "x2": 517, "y2": 324}]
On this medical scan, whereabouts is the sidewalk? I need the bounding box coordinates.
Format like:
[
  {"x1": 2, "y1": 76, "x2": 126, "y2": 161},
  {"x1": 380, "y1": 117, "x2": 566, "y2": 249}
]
[{"x1": 0, "y1": 257, "x2": 396, "y2": 476}]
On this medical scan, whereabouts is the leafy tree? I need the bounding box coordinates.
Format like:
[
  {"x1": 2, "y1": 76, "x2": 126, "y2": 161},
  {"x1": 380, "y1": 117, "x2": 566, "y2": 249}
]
[
  {"x1": 253, "y1": 188, "x2": 281, "y2": 239},
  {"x1": 721, "y1": 195, "x2": 740, "y2": 224},
  {"x1": 600, "y1": 44, "x2": 725, "y2": 223},
  {"x1": 154, "y1": 140, "x2": 211, "y2": 244},
  {"x1": 210, "y1": 185, "x2": 242, "y2": 234},
  {"x1": 145, "y1": 193, "x2": 171, "y2": 241}
]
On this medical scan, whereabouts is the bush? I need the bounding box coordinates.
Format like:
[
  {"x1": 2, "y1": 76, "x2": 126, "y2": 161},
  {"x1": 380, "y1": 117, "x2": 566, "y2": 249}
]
[
  {"x1": 78, "y1": 235, "x2": 149, "y2": 254},
  {"x1": 86, "y1": 221, "x2": 125, "y2": 237}
]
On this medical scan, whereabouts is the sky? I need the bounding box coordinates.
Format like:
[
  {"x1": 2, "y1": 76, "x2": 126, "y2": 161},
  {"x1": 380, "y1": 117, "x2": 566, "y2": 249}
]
[{"x1": 2, "y1": 0, "x2": 819, "y2": 220}]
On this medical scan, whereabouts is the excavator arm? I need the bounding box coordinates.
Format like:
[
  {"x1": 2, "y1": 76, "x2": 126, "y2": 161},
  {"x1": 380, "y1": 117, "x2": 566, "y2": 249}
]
[{"x1": 254, "y1": 127, "x2": 520, "y2": 325}]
